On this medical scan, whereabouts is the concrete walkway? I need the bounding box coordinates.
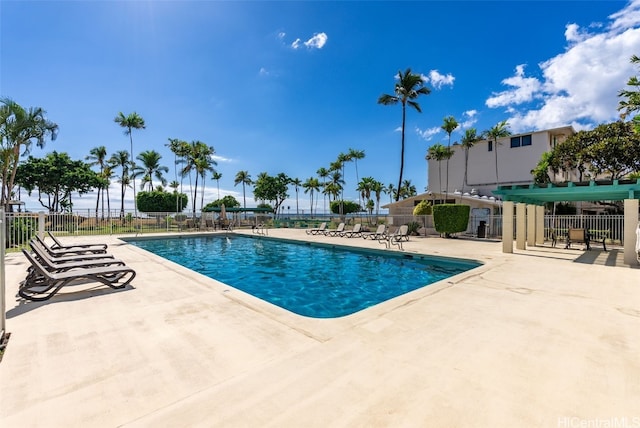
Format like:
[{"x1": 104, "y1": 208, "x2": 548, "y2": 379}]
[{"x1": 1, "y1": 230, "x2": 638, "y2": 427}]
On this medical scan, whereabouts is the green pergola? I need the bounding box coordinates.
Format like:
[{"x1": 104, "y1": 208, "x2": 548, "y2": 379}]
[
  {"x1": 493, "y1": 179, "x2": 640, "y2": 205},
  {"x1": 492, "y1": 179, "x2": 640, "y2": 266}
]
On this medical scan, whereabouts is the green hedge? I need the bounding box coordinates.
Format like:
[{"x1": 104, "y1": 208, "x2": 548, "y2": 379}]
[{"x1": 433, "y1": 204, "x2": 470, "y2": 237}]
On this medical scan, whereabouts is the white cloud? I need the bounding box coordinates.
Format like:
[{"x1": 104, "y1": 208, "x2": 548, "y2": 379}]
[
  {"x1": 304, "y1": 32, "x2": 328, "y2": 49},
  {"x1": 426, "y1": 70, "x2": 455, "y2": 89},
  {"x1": 459, "y1": 110, "x2": 478, "y2": 130},
  {"x1": 415, "y1": 126, "x2": 441, "y2": 141},
  {"x1": 290, "y1": 32, "x2": 328, "y2": 50},
  {"x1": 259, "y1": 67, "x2": 270, "y2": 76},
  {"x1": 212, "y1": 154, "x2": 232, "y2": 163},
  {"x1": 484, "y1": 1, "x2": 640, "y2": 133},
  {"x1": 486, "y1": 64, "x2": 542, "y2": 108}
]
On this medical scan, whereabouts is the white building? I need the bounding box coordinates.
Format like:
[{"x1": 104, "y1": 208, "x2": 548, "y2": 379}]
[{"x1": 427, "y1": 126, "x2": 576, "y2": 197}]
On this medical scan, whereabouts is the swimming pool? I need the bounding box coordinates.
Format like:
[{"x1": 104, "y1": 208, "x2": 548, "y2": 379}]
[{"x1": 127, "y1": 235, "x2": 481, "y2": 318}]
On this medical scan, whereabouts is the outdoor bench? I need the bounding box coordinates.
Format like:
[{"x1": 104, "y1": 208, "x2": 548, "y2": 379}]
[{"x1": 565, "y1": 228, "x2": 607, "y2": 251}]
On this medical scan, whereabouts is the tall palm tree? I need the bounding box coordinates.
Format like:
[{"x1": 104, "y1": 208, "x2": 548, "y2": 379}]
[
  {"x1": 212, "y1": 171, "x2": 222, "y2": 200},
  {"x1": 325, "y1": 170, "x2": 344, "y2": 204},
  {"x1": 316, "y1": 167, "x2": 329, "y2": 214},
  {"x1": 441, "y1": 116, "x2": 459, "y2": 195},
  {"x1": 234, "y1": 170, "x2": 252, "y2": 215},
  {"x1": 132, "y1": 150, "x2": 168, "y2": 191},
  {"x1": 166, "y1": 138, "x2": 189, "y2": 212},
  {"x1": 290, "y1": 177, "x2": 302, "y2": 216},
  {"x1": 108, "y1": 150, "x2": 130, "y2": 218},
  {"x1": 86, "y1": 146, "x2": 108, "y2": 218},
  {"x1": 0, "y1": 98, "x2": 58, "y2": 209},
  {"x1": 331, "y1": 158, "x2": 346, "y2": 215},
  {"x1": 371, "y1": 179, "x2": 384, "y2": 219},
  {"x1": 180, "y1": 141, "x2": 216, "y2": 215},
  {"x1": 102, "y1": 165, "x2": 114, "y2": 219},
  {"x1": 114, "y1": 112, "x2": 145, "y2": 214},
  {"x1": 302, "y1": 177, "x2": 320, "y2": 216},
  {"x1": 385, "y1": 183, "x2": 396, "y2": 204},
  {"x1": 460, "y1": 128, "x2": 481, "y2": 198},
  {"x1": 347, "y1": 148, "x2": 365, "y2": 207},
  {"x1": 484, "y1": 120, "x2": 512, "y2": 189},
  {"x1": 377, "y1": 68, "x2": 431, "y2": 201},
  {"x1": 400, "y1": 179, "x2": 417, "y2": 199},
  {"x1": 427, "y1": 143, "x2": 451, "y2": 202}
]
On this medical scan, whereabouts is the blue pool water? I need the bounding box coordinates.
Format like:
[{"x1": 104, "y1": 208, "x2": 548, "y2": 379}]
[{"x1": 127, "y1": 235, "x2": 481, "y2": 318}]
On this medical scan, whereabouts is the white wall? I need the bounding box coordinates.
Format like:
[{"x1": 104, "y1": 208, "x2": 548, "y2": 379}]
[{"x1": 427, "y1": 127, "x2": 574, "y2": 197}]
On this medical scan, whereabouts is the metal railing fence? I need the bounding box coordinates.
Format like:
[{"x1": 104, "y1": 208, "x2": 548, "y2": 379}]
[{"x1": 1, "y1": 209, "x2": 626, "y2": 251}]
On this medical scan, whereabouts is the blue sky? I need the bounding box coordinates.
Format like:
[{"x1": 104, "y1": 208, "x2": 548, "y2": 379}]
[{"x1": 2, "y1": 0, "x2": 639, "y2": 212}]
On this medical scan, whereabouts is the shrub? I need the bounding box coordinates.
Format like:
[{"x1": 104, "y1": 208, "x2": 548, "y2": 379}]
[
  {"x1": 406, "y1": 221, "x2": 420, "y2": 236},
  {"x1": 137, "y1": 190, "x2": 188, "y2": 213},
  {"x1": 433, "y1": 204, "x2": 470, "y2": 238},
  {"x1": 330, "y1": 200, "x2": 361, "y2": 215},
  {"x1": 412, "y1": 200, "x2": 432, "y2": 216}
]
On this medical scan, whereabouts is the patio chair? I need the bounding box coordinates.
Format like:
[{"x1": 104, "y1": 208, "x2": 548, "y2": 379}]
[
  {"x1": 340, "y1": 223, "x2": 362, "y2": 238},
  {"x1": 47, "y1": 231, "x2": 108, "y2": 252},
  {"x1": 33, "y1": 235, "x2": 108, "y2": 257},
  {"x1": 26, "y1": 243, "x2": 125, "y2": 284},
  {"x1": 306, "y1": 222, "x2": 327, "y2": 235},
  {"x1": 362, "y1": 224, "x2": 386, "y2": 240},
  {"x1": 379, "y1": 225, "x2": 409, "y2": 249},
  {"x1": 20, "y1": 249, "x2": 136, "y2": 301},
  {"x1": 30, "y1": 239, "x2": 115, "y2": 263},
  {"x1": 324, "y1": 222, "x2": 345, "y2": 237}
]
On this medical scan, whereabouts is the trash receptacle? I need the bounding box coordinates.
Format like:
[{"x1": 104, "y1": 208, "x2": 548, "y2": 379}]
[{"x1": 477, "y1": 221, "x2": 487, "y2": 238}]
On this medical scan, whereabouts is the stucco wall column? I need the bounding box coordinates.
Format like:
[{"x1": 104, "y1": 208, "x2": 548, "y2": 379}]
[
  {"x1": 535, "y1": 205, "x2": 545, "y2": 245},
  {"x1": 516, "y1": 203, "x2": 526, "y2": 250},
  {"x1": 623, "y1": 198, "x2": 638, "y2": 266},
  {"x1": 526, "y1": 204, "x2": 536, "y2": 247},
  {"x1": 502, "y1": 201, "x2": 514, "y2": 253}
]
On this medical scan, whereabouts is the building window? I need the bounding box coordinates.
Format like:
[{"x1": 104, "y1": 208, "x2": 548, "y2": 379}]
[
  {"x1": 488, "y1": 140, "x2": 493, "y2": 151},
  {"x1": 510, "y1": 134, "x2": 532, "y2": 148}
]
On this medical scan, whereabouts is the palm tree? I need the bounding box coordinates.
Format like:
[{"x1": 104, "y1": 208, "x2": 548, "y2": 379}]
[
  {"x1": 0, "y1": 98, "x2": 58, "y2": 210},
  {"x1": 484, "y1": 120, "x2": 512, "y2": 190},
  {"x1": 460, "y1": 128, "x2": 481, "y2": 198},
  {"x1": 132, "y1": 150, "x2": 168, "y2": 191},
  {"x1": 385, "y1": 183, "x2": 396, "y2": 204},
  {"x1": 212, "y1": 171, "x2": 222, "y2": 200},
  {"x1": 114, "y1": 112, "x2": 145, "y2": 214},
  {"x1": 195, "y1": 155, "x2": 216, "y2": 211},
  {"x1": 427, "y1": 143, "x2": 450, "y2": 202},
  {"x1": 372, "y1": 179, "x2": 384, "y2": 220},
  {"x1": 331, "y1": 158, "x2": 346, "y2": 215},
  {"x1": 302, "y1": 177, "x2": 320, "y2": 216},
  {"x1": 108, "y1": 150, "x2": 130, "y2": 218},
  {"x1": 325, "y1": 170, "x2": 344, "y2": 206},
  {"x1": 400, "y1": 179, "x2": 417, "y2": 199},
  {"x1": 166, "y1": 138, "x2": 189, "y2": 212},
  {"x1": 86, "y1": 146, "x2": 108, "y2": 218},
  {"x1": 102, "y1": 165, "x2": 114, "y2": 219},
  {"x1": 347, "y1": 148, "x2": 365, "y2": 207},
  {"x1": 234, "y1": 170, "x2": 252, "y2": 216},
  {"x1": 290, "y1": 177, "x2": 302, "y2": 216},
  {"x1": 180, "y1": 141, "x2": 216, "y2": 215},
  {"x1": 316, "y1": 167, "x2": 329, "y2": 214},
  {"x1": 378, "y1": 68, "x2": 431, "y2": 201},
  {"x1": 441, "y1": 116, "x2": 459, "y2": 196}
]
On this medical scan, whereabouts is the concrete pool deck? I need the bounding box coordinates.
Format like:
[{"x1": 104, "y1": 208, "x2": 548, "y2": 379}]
[{"x1": 1, "y1": 229, "x2": 638, "y2": 427}]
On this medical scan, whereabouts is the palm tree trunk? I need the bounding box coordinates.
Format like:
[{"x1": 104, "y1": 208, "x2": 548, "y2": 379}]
[{"x1": 397, "y1": 104, "x2": 406, "y2": 202}]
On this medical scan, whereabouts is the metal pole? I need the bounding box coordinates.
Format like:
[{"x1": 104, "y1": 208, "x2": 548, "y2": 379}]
[{"x1": 0, "y1": 209, "x2": 7, "y2": 340}]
